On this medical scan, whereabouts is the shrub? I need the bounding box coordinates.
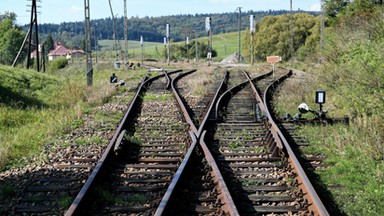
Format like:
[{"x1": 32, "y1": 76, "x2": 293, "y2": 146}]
[{"x1": 48, "y1": 57, "x2": 68, "y2": 72}]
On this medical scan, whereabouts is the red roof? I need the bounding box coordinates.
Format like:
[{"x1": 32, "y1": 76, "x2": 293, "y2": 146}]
[
  {"x1": 47, "y1": 42, "x2": 84, "y2": 56},
  {"x1": 47, "y1": 43, "x2": 69, "y2": 56}
]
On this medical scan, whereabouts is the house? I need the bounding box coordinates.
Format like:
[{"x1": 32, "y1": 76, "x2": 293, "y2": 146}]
[{"x1": 47, "y1": 42, "x2": 85, "y2": 61}]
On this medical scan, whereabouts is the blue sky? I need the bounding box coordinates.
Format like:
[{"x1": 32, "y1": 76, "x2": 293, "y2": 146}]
[{"x1": 1, "y1": 0, "x2": 321, "y2": 25}]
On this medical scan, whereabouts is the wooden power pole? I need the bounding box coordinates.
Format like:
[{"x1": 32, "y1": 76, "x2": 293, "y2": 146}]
[
  {"x1": 84, "y1": 0, "x2": 93, "y2": 86},
  {"x1": 26, "y1": 0, "x2": 40, "y2": 71}
]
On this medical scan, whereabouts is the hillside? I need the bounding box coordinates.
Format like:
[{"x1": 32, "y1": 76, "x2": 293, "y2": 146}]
[
  {"x1": 36, "y1": 10, "x2": 320, "y2": 47},
  {"x1": 274, "y1": 2, "x2": 384, "y2": 215},
  {"x1": 0, "y1": 64, "x2": 147, "y2": 170}
]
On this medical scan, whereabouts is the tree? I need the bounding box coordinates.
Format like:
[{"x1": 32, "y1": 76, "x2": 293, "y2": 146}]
[
  {"x1": 0, "y1": 15, "x2": 25, "y2": 65},
  {"x1": 45, "y1": 34, "x2": 54, "y2": 52},
  {"x1": 324, "y1": 0, "x2": 349, "y2": 18},
  {"x1": 249, "y1": 13, "x2": 318, "y2": 61}
]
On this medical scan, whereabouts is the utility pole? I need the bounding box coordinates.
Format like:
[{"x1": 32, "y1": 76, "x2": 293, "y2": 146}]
[
  {"x1": 94, "y1": 23, "x2": 98, "y2": 63},
  {"x1": 290, "y1": 0, "x2": 294, "y2": 63},
  {"x1": 124, "y1": 0, "x2": 129, "y2": 69},
  {"x1": 166, "y1": 24, "x2": 170, "y2": 65},
  {"x1": 26, "y1": 0, "x2": 40, "y2": 71},
  {"x1": 186, "y1": 36, "x2": 190, "y2": 62},
  {"x1": 163, "y1": 37, "x2": 167, "y2": 63},
  {"x1": 84, "y1": 0, "x2": 93, "y2": 86},
  {"x1": 195, "y1": 31, "x2": 198, "y2": 63},
  {"x1": 109, "y1": 0, "x2": 119, "y2": 67},
  {"x1": 320, "y1": 0, "x2": 324, "y2": 50},
  {"x1": 237, "y1": 7, "x2": 242, "y2": 63},
  {"x1": 140, "y1": 36, "x2": 144, "y2": 64},
  {"x1": 250, "y1": 15, "x2": 255, "y2": 66},
  {"x1": 205, "y1": 17, "x2": 212, "y2": 66},
  {"x1": 41, "y1": 43, "x2": 45, "y2": 72}
]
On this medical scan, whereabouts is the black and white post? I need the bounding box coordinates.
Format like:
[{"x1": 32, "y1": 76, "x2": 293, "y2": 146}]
[
  {"x1": 166, "y1": 24, "x2": 170, "y2": 65},
  {"x1": 205, "y1": 17, "x2": 212, "y2": 66},
  {"x1": 250, "y1": 15, "x2": 255, "y2": 66}
]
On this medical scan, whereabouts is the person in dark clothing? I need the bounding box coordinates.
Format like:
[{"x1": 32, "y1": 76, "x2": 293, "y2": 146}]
[{"x1": 110, "y1": 73, "x2": 118, "y2": 83}]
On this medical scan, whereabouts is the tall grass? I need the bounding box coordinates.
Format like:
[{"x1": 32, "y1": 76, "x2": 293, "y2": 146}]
[
  {"x1": 0, "y1": 63, "x2": 148, "y2": 170},
  {"x1": 275, "y1": 6, "x2": 384, "y2": 215}
]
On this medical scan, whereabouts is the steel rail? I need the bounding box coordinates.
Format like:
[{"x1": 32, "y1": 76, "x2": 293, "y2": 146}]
[
  {"x1": 261, "y1": 70, "x2": 329, "y2": 216},
  {"x1": 154, "y1": 131, "x2": 198, "y2": 216},
  {"x1": 214, "y1": 70, "x2": 273, "y2": 121},
  {"x1": 159, "y1": 69, "x2": 239, "y2": 215},
  {"x1": 65, "y1": 71, "x2": 176, "y2": 216},
  {"x1": 170, "y1": 70, "x2": 198, "y2": 134},
  {"x1": 197, "y1": 71, "x2": 229, "y2": 136},
  {"x1": 199, "y1": 131, "x2": 240, "y2": 216},
  {"x1": 242, "y1": 71, "x2": 283, "y2": 156},
  {"x1": 194, "y1": 71, "x2": 239, "y2": 215}
]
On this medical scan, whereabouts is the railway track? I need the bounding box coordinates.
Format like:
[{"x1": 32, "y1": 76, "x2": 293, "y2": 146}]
[
  {"x1": 154, "y1": 67, "x2": 329, "y2": 215},
  {"x1": 204, "y1": 69, "x2": 307, "y2": 215},
  {"x1": 1, "y1": 84, "x2": 136, "y2": 215},
  {"x1": 1, "y1": 65, "x2": 330, "y2": 216}
]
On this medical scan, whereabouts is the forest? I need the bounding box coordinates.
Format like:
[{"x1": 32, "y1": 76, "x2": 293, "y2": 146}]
[
  {"x1": 0, "y1": 9, "x2": 320, "y2": 65},
  {"x1": 36, "y1": 9, "x2": 319, "y2": 43}
]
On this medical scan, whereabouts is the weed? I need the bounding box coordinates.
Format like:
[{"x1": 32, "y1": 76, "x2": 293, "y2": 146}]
[
  {"x1": 89, "y1": 136, "x2": 106, "y2": 144},
  {"x1": 96, "y1": 188, "x2": 117, "y2": 205},
  {"x1": 57, "y1": 195, "x2": 72, "y2": 209},
  {"x1": 70, "y1": 119, "x2": 84, "y2": 130},
  {"x1": 143, "y1": 93, "x2": 173, "y2": 101},
  {"x1": 74, "y1": 138, "x2": 87, "y2": 145},
  {"x1": 0, "y1": 184, "x2": 15, "y2": 200},
  {"x1": 127, "y1": 194, "x2": 146, "y2": 204},
  {"x1": 242, "y1": 180, "x2": 262, "y2": 186},
  {"x1": 124, "y1": 135, "x2": 142, "y2": 146},
  {"x1": 229, "y1": 141, "x2": 243, "y2": 149}
]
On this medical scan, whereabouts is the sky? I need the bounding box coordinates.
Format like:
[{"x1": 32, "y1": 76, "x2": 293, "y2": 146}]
[{"x1": 1, "y1": 0, "x2": 321, "y2": 25}]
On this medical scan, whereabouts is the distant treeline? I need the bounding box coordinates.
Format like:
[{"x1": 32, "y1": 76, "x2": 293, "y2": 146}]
[{"x1": 34, "y1": 10, "x2": 320, "y2": 43}]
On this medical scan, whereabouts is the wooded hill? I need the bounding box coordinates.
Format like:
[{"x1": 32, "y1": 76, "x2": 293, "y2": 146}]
[{"x1": 36, "y1": 10, "x2": 320, "y2": 44}]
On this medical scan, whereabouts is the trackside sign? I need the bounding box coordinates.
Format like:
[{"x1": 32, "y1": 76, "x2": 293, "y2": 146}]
[{"x1": 267, "y1": 56, "x2": 282, "y2": 63}]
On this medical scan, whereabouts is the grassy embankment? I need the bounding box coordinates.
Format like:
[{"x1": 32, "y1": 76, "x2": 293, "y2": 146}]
[
  {"x1": 0, "y1": 62, "x2": 150, "y2": 170},
  {"x1": 275, "y1": 7, "x2": 384, "y2": 215},
  {"x1": 98, "y1": 31, "x2": 240, "y2": 62}
]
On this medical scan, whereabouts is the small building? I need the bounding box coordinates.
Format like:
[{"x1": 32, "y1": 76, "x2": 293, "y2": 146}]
[{"x1": 47, "y1": 42, "x2": 85, "y2": 61}]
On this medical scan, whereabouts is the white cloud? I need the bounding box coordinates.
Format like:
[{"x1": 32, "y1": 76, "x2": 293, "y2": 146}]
[
  {"x1": 68, "y1": 5, "x2": 82, "y2": 15},
  {"x1": 309, "y1": 3, "x2": 321, "y2": 11}
]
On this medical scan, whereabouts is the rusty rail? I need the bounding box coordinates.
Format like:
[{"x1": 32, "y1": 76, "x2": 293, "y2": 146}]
[
  {"x1": 199, "y1": 131, "x2": 240, "y2": 216},
  {"x1": 65, "y1": 71, "x2": 180, "y2": 216},
  {"x1": 154, "y1": 131, "x2": 198, "y2": 216},
  {"x1": 215, "y1": 70, "x2": 273, "y2": 121},
  {"x1": 250, "y1": 70, "x2": 330, "y2": 216},
  {"x1": 164, "y1": 69, "x2": 239, "y2": 215},
  {"x1": 171, "y1": 70, "x2": 198, "y2": 134},
  {"x1": 197, "y1": 71, "x2": 229, "y2": 135}
]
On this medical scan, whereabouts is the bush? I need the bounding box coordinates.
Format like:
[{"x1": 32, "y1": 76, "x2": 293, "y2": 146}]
[{"x1": 48, "y1": 57, "x2": 68, "y2": 72}]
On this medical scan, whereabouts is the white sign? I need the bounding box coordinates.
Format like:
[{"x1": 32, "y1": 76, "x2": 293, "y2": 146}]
[
  {"x1": 205, "y1": 17, "x2": 211, "y2": 32},
  {"x1": 250, "y1": 15, "x2": 255, "y2": 33},
  {"x1": 166, "y1": 24, "x2": 170, "y2": 38}
]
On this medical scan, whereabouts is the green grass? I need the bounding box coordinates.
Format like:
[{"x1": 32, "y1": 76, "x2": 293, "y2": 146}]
[
  {"x1": 297, "y1": 124, "x2": 384, "y2": 215},
  {"x1": 0, "y1": 184, "x2": 16, "y2": 200},
  {"x1": 57, "y1": 195, "x2": 72, "y2": 209},
  {"x1": 99, "y1": 31, "x2": 241, "y2": 62},
  {"x1": 0, "y1": 63, "x2": 149, "y2": 170},
  {"x1": 124, "y1": 134, "x2": 142, "y2": 146},
  {"x1": 142, "y1": 93, "x2": 173, "y2": 101}
]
